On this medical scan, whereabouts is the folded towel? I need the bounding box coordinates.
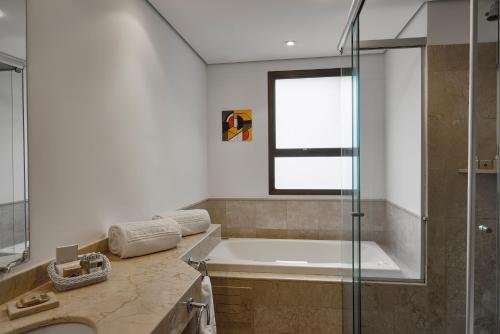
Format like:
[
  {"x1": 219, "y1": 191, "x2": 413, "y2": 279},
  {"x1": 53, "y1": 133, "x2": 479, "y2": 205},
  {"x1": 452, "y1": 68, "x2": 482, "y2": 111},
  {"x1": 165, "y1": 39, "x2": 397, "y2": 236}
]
[
  {"x1": 154, "y1": 209, "x2": 211, "y2": 236},
  {"x1": 199, "y1": 276, "x2": 217, "y2": 334},
  {"x1": 108, "y1": 218, "x2": 181, "y2": 258}
]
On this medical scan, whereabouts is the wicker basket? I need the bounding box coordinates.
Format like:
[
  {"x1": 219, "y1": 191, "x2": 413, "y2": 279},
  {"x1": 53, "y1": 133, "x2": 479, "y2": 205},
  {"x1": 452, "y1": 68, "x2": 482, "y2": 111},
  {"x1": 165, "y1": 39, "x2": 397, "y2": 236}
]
[{"x1": 47, "y1": 253, "x2": 112, "y2": 291}]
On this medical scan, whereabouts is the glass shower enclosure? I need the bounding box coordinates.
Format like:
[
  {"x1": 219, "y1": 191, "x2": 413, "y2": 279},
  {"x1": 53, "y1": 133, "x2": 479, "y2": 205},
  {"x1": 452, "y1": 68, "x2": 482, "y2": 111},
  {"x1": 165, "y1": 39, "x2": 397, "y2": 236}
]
[
  {"x1": 467, "y1": 0, "x2": 499, "y2": 332},
  {"x1": 338, "y1": 5, "x2": 363, "y2": 334}
]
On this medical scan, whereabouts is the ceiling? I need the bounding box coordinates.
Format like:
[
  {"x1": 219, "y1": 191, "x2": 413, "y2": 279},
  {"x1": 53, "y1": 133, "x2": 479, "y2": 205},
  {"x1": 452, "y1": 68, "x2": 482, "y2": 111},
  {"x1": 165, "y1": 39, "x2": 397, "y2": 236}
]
[{"x1": 149, "y1": 0, "x2": 425, "y2": 64}]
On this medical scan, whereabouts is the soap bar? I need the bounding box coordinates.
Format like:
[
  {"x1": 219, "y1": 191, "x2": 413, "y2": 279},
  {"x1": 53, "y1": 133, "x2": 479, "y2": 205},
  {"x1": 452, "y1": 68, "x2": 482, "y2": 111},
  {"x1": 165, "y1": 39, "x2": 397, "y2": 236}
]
[
  {"x1": 7, "y1": 292, "x2": 59, "y2": 320},
  {"x1": 62, "y1": 264, "x2": 82, "y2": 278},
  {"x1": 55, "y1": 260, "x2": 81, "y2": 276},
  {"x1": 16, "y1": 293, "x2": 50, "y2": 308},
  {"x1": 56, "y1": 244, "x2": 78, "y2": 265}
]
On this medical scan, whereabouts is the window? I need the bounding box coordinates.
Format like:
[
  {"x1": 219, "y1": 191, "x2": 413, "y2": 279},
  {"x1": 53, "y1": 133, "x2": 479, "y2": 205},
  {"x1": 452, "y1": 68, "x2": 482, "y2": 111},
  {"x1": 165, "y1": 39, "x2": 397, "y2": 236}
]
[{"x1": 268, "y1": 68, "x2": 352, "y2": 195}]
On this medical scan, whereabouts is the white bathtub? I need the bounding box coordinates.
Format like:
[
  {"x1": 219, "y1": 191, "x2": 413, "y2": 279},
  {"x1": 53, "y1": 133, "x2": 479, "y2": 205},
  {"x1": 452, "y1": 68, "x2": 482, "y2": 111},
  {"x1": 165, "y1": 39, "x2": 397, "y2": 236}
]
[{"x1": 206, "y1": 238, "x2": 402, "y2": 278}]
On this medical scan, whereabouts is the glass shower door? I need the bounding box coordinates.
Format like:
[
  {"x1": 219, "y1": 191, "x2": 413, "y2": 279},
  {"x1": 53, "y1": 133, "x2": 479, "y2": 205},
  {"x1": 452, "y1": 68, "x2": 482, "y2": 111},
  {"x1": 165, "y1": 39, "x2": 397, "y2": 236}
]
[
  {"x1": 338, "y1": 3, "x2": 363, "y2": 333},
  {"x1": 351, "y1": 16, "x2": 362, "y2": 334},
  {"x1": 340, "y1": 15, "x2": 362, "y2": 334},
  {"x1": 467, "y1": 0, "x2": 499, "y2": 332}
]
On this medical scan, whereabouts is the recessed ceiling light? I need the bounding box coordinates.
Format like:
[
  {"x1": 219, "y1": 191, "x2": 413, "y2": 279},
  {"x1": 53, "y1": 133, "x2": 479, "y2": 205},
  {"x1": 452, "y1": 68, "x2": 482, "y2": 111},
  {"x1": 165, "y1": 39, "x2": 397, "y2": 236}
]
[
  {"x1": 285, "y1": 40, "x2": 296, "y2": 47},
  {"x1": 0, "y1": 10, "x2": 4, "y2": 18}
]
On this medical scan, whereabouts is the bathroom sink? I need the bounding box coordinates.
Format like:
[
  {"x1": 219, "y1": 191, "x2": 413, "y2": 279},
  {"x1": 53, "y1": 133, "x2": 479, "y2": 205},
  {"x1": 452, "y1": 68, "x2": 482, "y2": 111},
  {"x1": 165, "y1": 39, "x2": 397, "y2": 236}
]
[{"x1": 21, "y1": 323, "x2": 96, "y2": 334}]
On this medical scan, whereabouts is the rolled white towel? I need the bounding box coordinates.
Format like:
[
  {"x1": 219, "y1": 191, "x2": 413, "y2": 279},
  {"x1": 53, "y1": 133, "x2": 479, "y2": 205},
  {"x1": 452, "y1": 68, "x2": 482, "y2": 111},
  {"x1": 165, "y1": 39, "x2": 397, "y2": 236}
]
[
  {"x1": 154, "y1": 209, "x2": 211, "y2": 236},
  {"x1": 108, "y1": 218, "x2": 181, "y2": 259}
]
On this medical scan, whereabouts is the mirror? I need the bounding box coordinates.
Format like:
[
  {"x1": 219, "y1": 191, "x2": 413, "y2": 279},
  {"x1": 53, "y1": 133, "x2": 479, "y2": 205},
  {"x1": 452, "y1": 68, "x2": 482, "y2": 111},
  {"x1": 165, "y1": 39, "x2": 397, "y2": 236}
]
[{"x1": 0, "y1": 0, "x2": 28, "y2": 273}]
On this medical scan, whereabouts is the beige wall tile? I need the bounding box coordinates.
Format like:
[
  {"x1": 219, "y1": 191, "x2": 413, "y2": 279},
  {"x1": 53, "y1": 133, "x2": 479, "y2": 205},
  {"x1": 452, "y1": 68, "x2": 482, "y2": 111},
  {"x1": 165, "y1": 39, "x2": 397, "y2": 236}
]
[
  {"x1": 287, "y1": 229, "x2": 319, "y2": 239},
  {"x1": 214, "y1": 276, "x2": 342, "y2": 334},
  {"x1": 256, "y1": 228, "x2": 288, "y2": 239},
  {"x1": 300, "y1": 308, "x2": 342, "y2": 334},
  {"x1": 317, "y1": 200, "x2": 342, "y2": 230},
  {"x1": 255, "y1": 201, "x2": 287, "y2": 229},
  {"x1": 226, "y1": 200, "x2": 256, "y2": 232},
  {"x1": 286, "y1": 201, "x2": 320, "y2": 230},
  {"x1": 207, "y1": 200, "x2": 227, "y2": 226},
  {"x1": 253, "y1": 305, "x2": 301, "y2": 334}
]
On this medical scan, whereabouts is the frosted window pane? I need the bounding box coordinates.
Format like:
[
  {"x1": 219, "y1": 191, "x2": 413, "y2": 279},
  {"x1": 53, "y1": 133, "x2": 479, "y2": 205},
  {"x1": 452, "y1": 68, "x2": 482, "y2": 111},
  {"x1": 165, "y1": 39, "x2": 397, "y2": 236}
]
[
  {"x1": 275, "y1": 76, "x2": 352, "y2": 149},
  {"x1": 275, "y1": 157, "x2": 352, "y2": 190}
]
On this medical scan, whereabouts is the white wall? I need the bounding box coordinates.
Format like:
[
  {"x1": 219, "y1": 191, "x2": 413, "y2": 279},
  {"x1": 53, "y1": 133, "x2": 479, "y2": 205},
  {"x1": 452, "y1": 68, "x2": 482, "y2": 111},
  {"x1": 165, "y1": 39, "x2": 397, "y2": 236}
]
[
  {"x1": 5, "y1": 0, "x2": 208, "y2": 277},
  {"x1": 207, "y1": 54, "x2": 386, "y2": 199},
  {"x1": 384, "y1": 48, "x2": 421, "y2": 215}
]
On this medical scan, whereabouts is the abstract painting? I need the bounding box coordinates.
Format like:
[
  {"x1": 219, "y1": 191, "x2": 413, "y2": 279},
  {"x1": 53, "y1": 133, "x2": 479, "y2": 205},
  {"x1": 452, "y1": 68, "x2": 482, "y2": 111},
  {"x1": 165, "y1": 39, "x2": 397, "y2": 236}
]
[{"x1": 222, "y1": 109, "x2": 252, "y2": 141}]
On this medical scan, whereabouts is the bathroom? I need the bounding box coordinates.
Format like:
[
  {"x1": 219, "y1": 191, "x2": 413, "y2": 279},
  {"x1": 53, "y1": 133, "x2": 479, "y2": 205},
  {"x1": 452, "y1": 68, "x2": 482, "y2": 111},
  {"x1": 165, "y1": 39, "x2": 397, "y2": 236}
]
[{"x1": 0, "y1": 0, "x2": 498, "y2": 333}]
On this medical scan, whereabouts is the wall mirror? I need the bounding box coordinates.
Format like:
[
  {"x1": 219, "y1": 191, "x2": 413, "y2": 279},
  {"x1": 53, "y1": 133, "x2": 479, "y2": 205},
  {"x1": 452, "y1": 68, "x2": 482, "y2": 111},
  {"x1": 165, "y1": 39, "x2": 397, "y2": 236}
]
[{"x1": 0, "y1": 0, "x2": 28, "y2": 273}]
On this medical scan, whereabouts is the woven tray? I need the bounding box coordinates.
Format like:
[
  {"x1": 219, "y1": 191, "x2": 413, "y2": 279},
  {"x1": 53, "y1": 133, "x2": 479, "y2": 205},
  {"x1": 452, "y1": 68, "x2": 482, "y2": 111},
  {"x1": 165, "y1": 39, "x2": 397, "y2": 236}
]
[{"x1": 47, "y1": 253, "x2": 112, "y2": 291}]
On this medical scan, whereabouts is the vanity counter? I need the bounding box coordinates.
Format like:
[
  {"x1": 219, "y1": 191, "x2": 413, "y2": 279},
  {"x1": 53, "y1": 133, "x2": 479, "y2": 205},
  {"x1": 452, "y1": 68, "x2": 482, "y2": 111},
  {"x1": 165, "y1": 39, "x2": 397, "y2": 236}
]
[{"x1": 0, "y1": 225, "x2": 221, "y2": 334}]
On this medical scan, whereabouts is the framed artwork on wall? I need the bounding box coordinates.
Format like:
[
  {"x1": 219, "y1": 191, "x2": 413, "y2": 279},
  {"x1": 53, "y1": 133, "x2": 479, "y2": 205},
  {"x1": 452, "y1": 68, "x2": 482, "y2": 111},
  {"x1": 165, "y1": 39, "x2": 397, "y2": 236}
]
[{"x1": 222, "y1": 109, "x2": 252, "y2": 142}]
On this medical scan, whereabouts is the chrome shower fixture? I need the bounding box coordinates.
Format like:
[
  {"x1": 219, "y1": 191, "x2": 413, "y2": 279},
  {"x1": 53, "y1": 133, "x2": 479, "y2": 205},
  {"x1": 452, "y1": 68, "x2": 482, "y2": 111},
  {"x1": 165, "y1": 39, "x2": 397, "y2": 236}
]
[{"x1": 486, "y1": 0, "x2": 499, "y2": 21}]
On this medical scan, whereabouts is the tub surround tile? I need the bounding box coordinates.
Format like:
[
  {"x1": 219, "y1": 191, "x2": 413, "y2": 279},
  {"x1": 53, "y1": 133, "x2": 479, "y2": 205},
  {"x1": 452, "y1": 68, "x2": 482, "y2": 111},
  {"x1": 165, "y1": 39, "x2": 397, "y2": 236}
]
[
  {"x1": 210, "y1": 271, "x2": 342, "y2": 283},
  {"x1": 317, "y1": 201, "x2": 342, "y2": 230},
  {"x1": 382, "y1": 202, "x2": 422, "y2": 277},
  {"x1": 224, "y1": 227, "x2": 257, "y2": 238},
  {"x1": 299, "y1": 308, "x2": 342, "y2": 334},
  {"x1": 255, "y1": 201, "x2": 287, "y2": 229},
  {"x1": 254, "y1": 305, "x2": 301, "y2": 334},
  {"x1": 212, "y1": 275, "x2": 342, "y2": 334},
  {"x1": 317, "y1": 229, "x2": 344, "y2": 241},
  {"x1": 207, "y1": 200, "x2": 227, "y2": 226},
  {"x1": 255, "y1": 228, "x2": 289, "y2": 239},
  {"x1": 208, "y1": 198, "x2": 386, "y2": 240},
  {"x1": 226, "y1": 201, "x2": 256, "y2": 231},
  {"x1": 286, "y1": 201, "x2": 320, "y2": 230},
  {"x1": 287, "y1": 229, "x2": 319, "y2": 240}
]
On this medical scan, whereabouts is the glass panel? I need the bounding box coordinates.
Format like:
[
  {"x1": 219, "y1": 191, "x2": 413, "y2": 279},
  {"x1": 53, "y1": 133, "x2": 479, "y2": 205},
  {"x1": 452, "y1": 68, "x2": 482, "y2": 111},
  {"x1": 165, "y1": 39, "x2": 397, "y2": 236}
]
[
  {"x1": 350, "y1": 17, "x2": 362, "y2": 334},
  {"x1": 0, "y1": 0, "x2": 28, "y2": 270},
  {"x1": 274, "y1": 157, "x2": 352, "y2": 190},
  {"x1": 353, "y1": 46, "x2": 423, "y2": 281},
  {"x1": 275, "y1": 76, "x2": 352, "y2": 149},
  {"x1": 0, "y1": 69, "x2": 26, "y2": 260},
  {"x1": 473, "y1": 0, "x2": 499, "y2": 332},
  {"x1": 0, "y1": 70, "x2": 15, "y2": 254}
]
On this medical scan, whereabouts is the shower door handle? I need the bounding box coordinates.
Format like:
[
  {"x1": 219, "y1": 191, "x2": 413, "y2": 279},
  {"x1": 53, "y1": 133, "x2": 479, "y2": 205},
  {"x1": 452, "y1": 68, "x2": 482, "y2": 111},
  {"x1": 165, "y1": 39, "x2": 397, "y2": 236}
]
[{"x1": 351, "y1": 212, "x2": 365, "y2": 218}]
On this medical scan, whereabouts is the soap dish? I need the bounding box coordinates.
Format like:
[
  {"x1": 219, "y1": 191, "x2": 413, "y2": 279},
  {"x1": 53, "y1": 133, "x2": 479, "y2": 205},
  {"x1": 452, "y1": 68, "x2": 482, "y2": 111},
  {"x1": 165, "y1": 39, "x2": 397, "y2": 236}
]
[{"x1": 47, "y1": 253, "x2": 112, "y2": 291}]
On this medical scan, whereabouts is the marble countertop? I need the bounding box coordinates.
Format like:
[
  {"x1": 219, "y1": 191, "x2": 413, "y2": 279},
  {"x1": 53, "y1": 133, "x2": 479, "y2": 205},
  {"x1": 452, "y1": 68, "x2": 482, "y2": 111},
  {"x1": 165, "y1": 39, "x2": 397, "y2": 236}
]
[{"x1": 0, "y1": 225, "x2": 220, "y2": 334}]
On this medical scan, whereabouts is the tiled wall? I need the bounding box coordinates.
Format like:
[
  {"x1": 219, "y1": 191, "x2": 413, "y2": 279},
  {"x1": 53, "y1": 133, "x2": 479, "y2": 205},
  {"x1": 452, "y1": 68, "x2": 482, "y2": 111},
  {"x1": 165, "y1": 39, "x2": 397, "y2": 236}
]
[
  {"x1": 205, "y1": 199, "x2": 347, "y2": 240},
  {"x1": 384, "y1": 202, "x2": 422, "y2": 277},
  {"x1": 204, "y1": 198, "x2": 393, "y2": 240},
  {"x1": 211, "y1": 276, "x2": 342, "y2": 334}
]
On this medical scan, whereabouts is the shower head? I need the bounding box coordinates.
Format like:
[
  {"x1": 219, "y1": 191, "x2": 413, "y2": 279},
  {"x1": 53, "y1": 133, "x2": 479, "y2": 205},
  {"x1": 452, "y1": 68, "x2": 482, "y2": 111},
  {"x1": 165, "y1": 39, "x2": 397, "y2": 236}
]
[{"x1": 485, "y1": 0, "x2": 499, "y2": 21}]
